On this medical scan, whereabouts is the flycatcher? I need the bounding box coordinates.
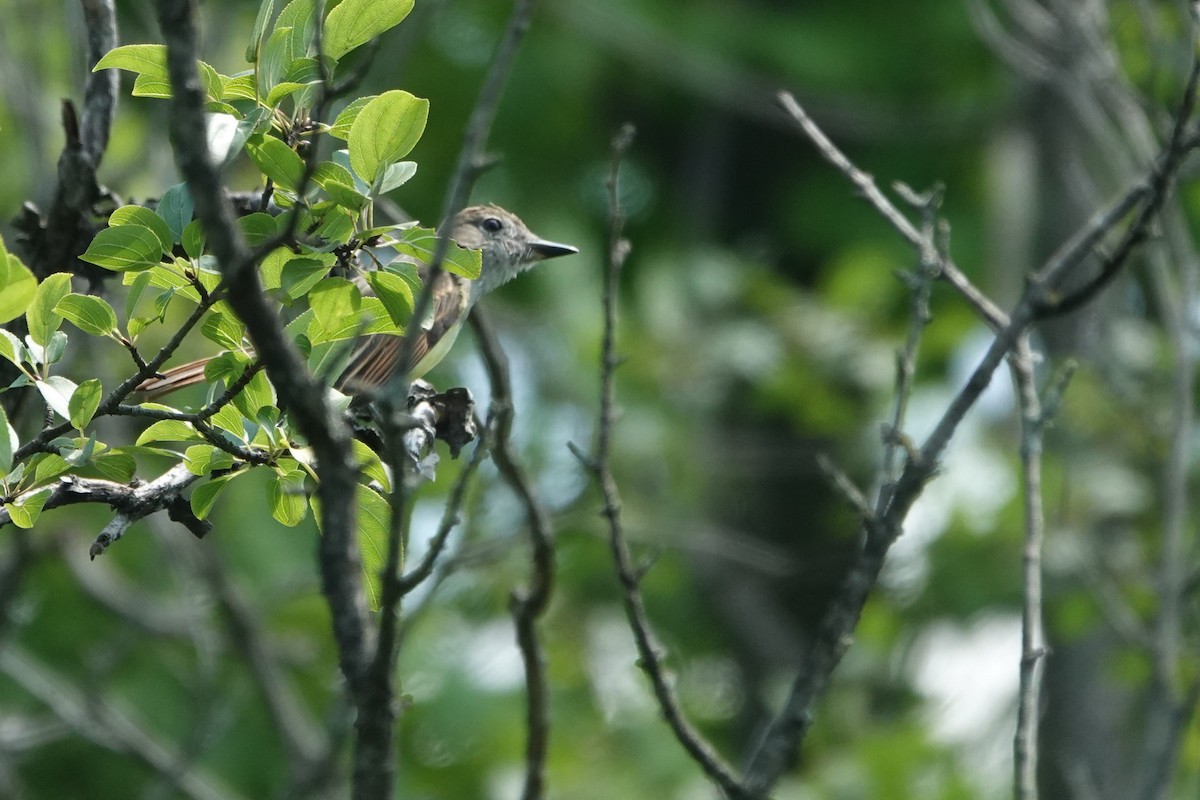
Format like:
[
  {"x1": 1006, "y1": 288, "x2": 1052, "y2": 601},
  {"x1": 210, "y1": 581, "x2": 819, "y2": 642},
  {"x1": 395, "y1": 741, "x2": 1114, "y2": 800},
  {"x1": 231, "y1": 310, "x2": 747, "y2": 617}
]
[{"x1": 138, "y1": 205, "x2": 577, "y2": 399}]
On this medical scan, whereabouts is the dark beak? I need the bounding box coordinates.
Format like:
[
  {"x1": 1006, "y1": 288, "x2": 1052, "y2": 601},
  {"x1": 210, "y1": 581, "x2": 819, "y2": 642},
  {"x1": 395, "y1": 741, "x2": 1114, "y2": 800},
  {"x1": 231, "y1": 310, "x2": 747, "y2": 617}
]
[{"x1": 528, "y1": 238, "x2": 579, "y2": 260}]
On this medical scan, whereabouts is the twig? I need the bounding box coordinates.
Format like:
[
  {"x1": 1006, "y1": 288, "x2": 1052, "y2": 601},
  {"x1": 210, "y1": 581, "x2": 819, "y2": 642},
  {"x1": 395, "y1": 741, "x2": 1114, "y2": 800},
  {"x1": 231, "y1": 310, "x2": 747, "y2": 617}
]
[
  {"x1": 26, "y1": 0, "x2": 118, "y2": 281},
  {"x1": 579, "y1": 123, "x2": 749, "y2": 799},
  {"x1": 875, "y1": 184, "x2": 943, "y2": 511},
  {"x1": 469, "y1": 307, "x2": 558, "y2": 800},
  {"x1": 776, "y1": 91, "x2": 1009, "y2": 331},
  {"x1": 396, "y1": 412, "x2": 495, "y2": 595},
  {"x1": 1011, "y1": 335, "x2": 1051, "y2": 800}
]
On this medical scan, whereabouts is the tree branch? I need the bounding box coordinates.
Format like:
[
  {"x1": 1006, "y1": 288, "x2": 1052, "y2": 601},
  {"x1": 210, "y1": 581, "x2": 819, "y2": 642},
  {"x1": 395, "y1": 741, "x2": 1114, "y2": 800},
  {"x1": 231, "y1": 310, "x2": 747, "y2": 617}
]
[{"x1": 154, "y1": 0, "x2": 372, "y2": 774}]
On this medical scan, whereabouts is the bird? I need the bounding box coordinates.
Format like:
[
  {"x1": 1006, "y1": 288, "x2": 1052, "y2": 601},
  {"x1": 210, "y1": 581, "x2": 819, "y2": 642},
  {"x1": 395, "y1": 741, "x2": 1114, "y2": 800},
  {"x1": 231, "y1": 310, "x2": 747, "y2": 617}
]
[{"x1": 136, "y1": 205, "x2": 577, "y2": 400}]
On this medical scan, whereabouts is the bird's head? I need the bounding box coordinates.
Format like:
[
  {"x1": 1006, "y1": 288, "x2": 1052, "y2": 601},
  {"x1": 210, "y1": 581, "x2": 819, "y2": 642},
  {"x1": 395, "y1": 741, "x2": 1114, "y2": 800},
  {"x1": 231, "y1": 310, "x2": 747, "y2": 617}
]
[{"x1": 450, "y1": 205, "x2": 578, "y2": 296}]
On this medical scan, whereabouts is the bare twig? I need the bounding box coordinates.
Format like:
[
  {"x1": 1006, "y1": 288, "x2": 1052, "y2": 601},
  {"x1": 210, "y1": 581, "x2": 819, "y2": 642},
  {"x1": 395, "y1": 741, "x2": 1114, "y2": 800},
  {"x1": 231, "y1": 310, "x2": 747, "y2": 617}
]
[
  {"x1": 470, "y1": 307, "x2": 558, "y2": 800},
  {"x1": 776, "y1": 91, "x2": 1009, "y2": 331},
  {"x1": 396, "y1": 413, "x2": 495, "y2": 595},
  {"x1": 190, "y1": 539, "x2": 330, "y2": 776},
  {"x1": 1011, "y1": 335, "x2": 1051, "y2": 800},
  {"x1": 875, "y1": 184, "x2": 943, "y2": 510},
  {"x1": 576, "y1": 123, "x2": 749, "y2": 799}
]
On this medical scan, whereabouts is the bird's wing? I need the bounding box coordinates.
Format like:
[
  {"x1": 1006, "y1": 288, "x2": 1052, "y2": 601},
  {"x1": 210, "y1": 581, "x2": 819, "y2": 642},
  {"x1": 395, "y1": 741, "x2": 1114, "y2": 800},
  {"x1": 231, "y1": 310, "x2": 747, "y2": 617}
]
[{"x1": 335, "y1": 270, "x2": 469, "y2": 393}]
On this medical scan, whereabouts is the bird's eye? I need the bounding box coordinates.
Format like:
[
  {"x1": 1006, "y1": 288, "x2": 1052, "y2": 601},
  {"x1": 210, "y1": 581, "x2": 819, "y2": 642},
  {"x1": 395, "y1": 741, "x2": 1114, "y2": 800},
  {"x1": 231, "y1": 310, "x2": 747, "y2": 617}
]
[{"x1": 481, "y1": 217, "x2": 503, "y2": 233}]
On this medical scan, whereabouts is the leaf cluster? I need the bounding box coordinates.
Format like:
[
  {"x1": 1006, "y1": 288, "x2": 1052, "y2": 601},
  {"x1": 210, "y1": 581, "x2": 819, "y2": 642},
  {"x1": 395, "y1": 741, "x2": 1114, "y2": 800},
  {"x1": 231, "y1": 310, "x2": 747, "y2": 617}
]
[{"x1": 0, "y1": 0, "x2": 478, "y2": 603}]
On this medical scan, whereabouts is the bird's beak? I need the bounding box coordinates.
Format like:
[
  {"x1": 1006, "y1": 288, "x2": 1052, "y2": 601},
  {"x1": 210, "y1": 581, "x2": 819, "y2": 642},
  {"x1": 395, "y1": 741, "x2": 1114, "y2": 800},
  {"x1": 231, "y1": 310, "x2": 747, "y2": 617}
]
[{"x1": 527, "y1": 238, "x2": 579, "y2": 260}]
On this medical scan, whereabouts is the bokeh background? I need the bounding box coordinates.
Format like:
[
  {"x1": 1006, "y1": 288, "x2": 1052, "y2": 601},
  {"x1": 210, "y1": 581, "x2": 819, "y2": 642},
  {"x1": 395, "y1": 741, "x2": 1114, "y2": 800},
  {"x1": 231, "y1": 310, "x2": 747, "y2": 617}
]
[{"x1": 1, "y1": 1, "x2": 1198, "y2": 799}]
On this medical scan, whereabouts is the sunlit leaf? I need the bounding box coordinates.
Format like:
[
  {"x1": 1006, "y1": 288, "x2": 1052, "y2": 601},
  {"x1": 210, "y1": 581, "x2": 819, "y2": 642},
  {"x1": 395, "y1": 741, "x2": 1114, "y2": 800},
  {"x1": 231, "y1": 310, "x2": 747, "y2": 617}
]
[
  {"x1": 68, "y1": 378, "x2": 103, "y2": 429},
  {"x1": 247, "y1": 136, "x2": 306, "y2": 192},
  {"x1": 348, "y1": 90, "x2": 428, "y2": 186},
  {"x1": 55, "y1": 294, "x2": 119, "y2": 337},
  {"x1": 108, "y1": 206, "x2": 174, "y2": 256},
  {"x1": 267, "y1": 468, "x2": 308, "y2": 526},
  {"x1": 324, "y1": 0, "x2": 414, "y2": 60},
  {"x1": 28, "y1": 273, "x2": 73, "y2": 346}
]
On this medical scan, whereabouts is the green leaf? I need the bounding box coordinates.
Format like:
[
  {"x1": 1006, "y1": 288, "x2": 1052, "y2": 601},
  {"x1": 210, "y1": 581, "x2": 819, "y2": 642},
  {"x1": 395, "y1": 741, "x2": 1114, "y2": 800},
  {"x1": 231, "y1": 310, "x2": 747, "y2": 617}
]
[
  {"x1": 393, "y1": 227, "x2": 482, "y2": 279},
  {"x1": 55, "y1": 294, "x2": 119, "y2": 336},
  {"x1": 0, "y1": 405, "x2": 16, "y2": 477},
  {"x1": 328, "y1": 95, "x2": 375, "y2": 139},
  {"x1": 28, "y1": 273, "x2": 73, "y2": 346},
  {"x1": 182, "y1": 219, "x2": 206, "y2": 260},
  {"x1": 42, "y1": 331, "x2": 68, "y2": 368},
  {"x1": 377, "y1": 160, "x2": 417, "y2": 194},
  {"x1": 90, "y1": 451, "x2": 137, "y2": 483},
  {"x1": 80, "y1": 225, "x2": 164, "y2": 273},
  {"x1": 281, "y1": 257, "x2": 333, "y2": 300},
  {"x1": 267, "y1": 468, "x2": 308, "y2": 526},
  {"x1": 266, "y1": 81, "x2": 308, "y2": 107},
  {"x1": 185, "y1": 444, "x2": 236, "y2": 476},
  {"x1": 210, "y1": 402, "x2": 247, "y2": 443},
  {"x1": 68, "y1": 378, "x2": 103, "y2": 429},
  {"x1": 239, "y1": 212, "x2": 279, "y2": 247},
  {"x1": 367, "y1": 270, "x2": 414, "y2": 329},
  {"x1": 202, "y1": 309, "x2": 245, "y2": 350},
  {"x1": 247, "y1": 136, "x2": 306, "y2": 192},
  {"x1": 278, "y1": 0, "x2": 319, "y2": 57},
  {"x1": 232, "y1": 370, "x2": 275, "y2": 420},
  {"x1": 355, "y1": 484, "x2": 390, "y2": 609},
  {"x1": 191, "y1": 473, "x2": 237, "y2": 520},
  {"x1": 324, "y1": 0, "x2": 414, "y2": 61},
  {"x1": 348, "y1": 90, "x2": 428, "y2": 186},
  {"x1": 35, "y1": 376, "x2": 77, "y2": 420},
  {"x1": 8, "y1": 487, "x2": 53, "y2": 529},
  {"x1": 93, "y1": 44, "x2": 169, "y2": 81},
  {"x1": 131, "y1": 73, "x2": 173, "y2": 99},
  {"x1": 222, "y1": 74, "x2": 259, "y2": 102},
  {"x1": 313, "y1": 206, "x2": 356, "y2": 245},
  {"x1": 0, "y1": 244, "x2": 37, "y2": 324},
  {"x1": 31, "y1": 453, "x2": 71, "y2": 484},
  {"x1": 157, "y1": 183, "x2": 195, "y2": 242},
  {"x1": 0, "y1": 329, "x2": 26, "y2": 367},
  {"x1": 308, "y1": 278, "x2": 361, "y2": 335},
  {"x1": 109, "y1": 205, "x2": 174, "y2": 255},
  {"x1": 125, "y1": 271, "x2": 153, "y2": 323},
  {"x1": 136, "y1": 419, "x2": 203, "y2": 446},
  {"x1": 258, "y1": 26, "x2": 294, "y2": 98},
  {"x1": 246, "y1": 0, "x2": 277, "y2": 63},
  {"x1": 351, "y1": 438, "x2": 390, "y2": 491},
  {"x1": 198, "y1": 60, "x2": 223, "y2": 102}
]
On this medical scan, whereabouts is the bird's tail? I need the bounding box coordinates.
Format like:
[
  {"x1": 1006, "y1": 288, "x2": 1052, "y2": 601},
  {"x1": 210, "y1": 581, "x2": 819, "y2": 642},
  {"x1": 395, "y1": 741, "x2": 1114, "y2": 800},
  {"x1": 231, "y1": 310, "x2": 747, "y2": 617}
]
[{"x1": 136, "y1": 358, "x2": 215, "y2": 401}]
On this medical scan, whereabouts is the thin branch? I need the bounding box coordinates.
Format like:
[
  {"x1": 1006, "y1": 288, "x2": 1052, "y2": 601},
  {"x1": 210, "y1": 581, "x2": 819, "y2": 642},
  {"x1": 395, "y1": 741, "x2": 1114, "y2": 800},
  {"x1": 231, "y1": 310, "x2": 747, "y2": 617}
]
[
  {"x1": 579, "y1": 123, "x2": 749, "y2": 799},
  {"x1": 359, "y1": 1, "x2": 549, "y2": 797},
  {"x1": 190, "y1": 539, "x2": 329, "y2": 773},
  {"x1": 776, "y1": 91, "x2": 1009, "y2": 331},
  {"x1": 470, "y1": 307, "x2": 558, "y2": 800},
  {"x1": 875, "y1": 184, "x2": 943, "y2": 511},
  {"x1": 396, "y1": 413, "x2": 495, "y2": 595},
  {"x1": 1011, "y1": 336, "x2": 1051, "y2": 800}
]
